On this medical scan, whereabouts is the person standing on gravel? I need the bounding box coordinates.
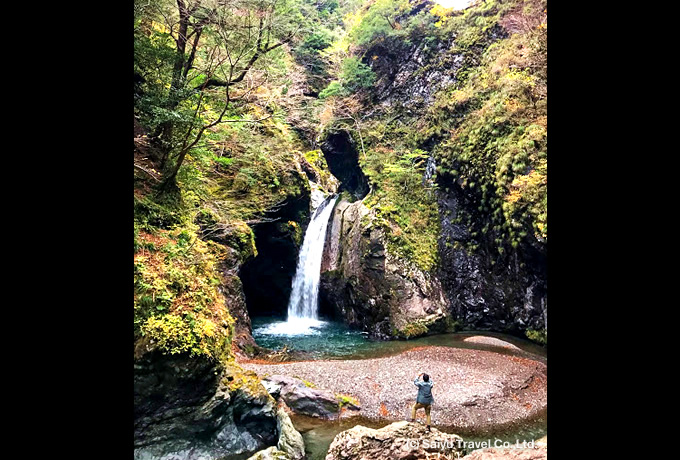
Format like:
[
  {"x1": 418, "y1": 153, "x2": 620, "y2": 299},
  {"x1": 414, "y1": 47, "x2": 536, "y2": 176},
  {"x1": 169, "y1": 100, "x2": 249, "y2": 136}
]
[{"x1": 410, "y1": 372, "x2": 434, "y2": 430}]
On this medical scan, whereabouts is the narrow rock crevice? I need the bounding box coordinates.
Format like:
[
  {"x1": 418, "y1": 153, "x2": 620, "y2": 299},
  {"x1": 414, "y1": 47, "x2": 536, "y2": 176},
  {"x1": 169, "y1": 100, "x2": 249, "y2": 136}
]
[{"x1": 320, "y1": 130, "x2": 369, "y2": 200}]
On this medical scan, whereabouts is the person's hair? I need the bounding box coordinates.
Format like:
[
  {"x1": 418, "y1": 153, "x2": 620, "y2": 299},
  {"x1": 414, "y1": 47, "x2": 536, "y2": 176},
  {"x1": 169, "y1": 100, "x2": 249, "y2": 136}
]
[{"x1": 423, "y1": 374, "x2": 429, "y2": 382}]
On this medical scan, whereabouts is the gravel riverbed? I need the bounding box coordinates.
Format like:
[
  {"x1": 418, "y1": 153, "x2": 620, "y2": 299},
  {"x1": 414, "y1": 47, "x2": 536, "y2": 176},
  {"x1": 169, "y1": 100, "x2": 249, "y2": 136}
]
[{"x1": 240, "y1": 345, "x2": 546, "y2": 431}]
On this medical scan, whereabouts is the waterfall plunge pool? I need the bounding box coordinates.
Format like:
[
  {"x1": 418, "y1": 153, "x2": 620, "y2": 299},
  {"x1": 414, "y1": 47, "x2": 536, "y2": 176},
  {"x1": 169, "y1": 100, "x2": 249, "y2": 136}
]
[
  {"x1": 247, "y1": 181, "x2": 547, "y2": 459},
  {"x1": 250, "y1": 319, "x2": 547, "y2": 460},
  {"x1": 252, "y1": 317, "x2": 370, "y2": 358},
  {"x1": 251, "y1": 316, "x2": 546, "y2": 361}
]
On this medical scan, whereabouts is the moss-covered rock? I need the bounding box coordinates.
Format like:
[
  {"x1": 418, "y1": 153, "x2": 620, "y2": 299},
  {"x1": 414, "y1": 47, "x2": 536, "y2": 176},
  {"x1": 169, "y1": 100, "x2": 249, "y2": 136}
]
[
  {"x1": 134, "y1": 224, "x2": 235, "y2": 362},
  {"x1": 319, "y1": 197, "x2": 450, "y2": 340},
  {"x1": 525, "y1": 328, "x2": 547, "y2": 345}
]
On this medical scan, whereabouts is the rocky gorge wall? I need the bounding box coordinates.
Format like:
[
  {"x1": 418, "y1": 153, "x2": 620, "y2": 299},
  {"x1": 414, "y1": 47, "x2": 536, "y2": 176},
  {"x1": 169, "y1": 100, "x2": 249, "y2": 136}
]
[
  {"x1": 315, "y1": 0, "x2": 548, "y2": 343},
  {"x1": 320, "y1": 196, "x2": 451, "y2": 339},
  {"x1": 436, "y1": 185, "x2": 547, "y2": 336},
  {"x1": 134, "y1": 355, "x2": 280, "y2": 459}
]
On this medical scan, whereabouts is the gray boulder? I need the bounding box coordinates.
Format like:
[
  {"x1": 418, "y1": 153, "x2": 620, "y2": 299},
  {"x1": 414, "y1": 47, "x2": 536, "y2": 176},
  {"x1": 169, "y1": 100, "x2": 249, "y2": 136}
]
[
  {"x1": 276, "y1": 408, "x2": 305, "y2": 460},
  {"x1": 325, "y1": 421, "x2": 464, "y2": 460},
  {"x1": 262, "y1": 375, "x2": 340, "y2": 419}
]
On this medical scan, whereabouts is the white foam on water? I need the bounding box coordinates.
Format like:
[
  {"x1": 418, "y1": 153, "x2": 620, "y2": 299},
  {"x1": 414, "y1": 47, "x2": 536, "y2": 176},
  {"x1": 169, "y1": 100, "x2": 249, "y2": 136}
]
[
  {"x1": 258, "y1": 192, "x2": 338, "y2": 336},
  {"x1": 286, "y1": 194, "x2": 338, "y2": 322},
  {"x1": 255, "y1": 317, "x2": 329, "y2": 336}
]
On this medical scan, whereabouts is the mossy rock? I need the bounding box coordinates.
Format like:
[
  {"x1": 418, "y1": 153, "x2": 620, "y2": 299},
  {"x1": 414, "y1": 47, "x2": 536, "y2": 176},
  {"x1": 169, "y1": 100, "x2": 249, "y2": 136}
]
[
  {"x1": 221, "y1": 222, "x2": 258, "y2": 261},
  {"x1": 396, "y1": 321, "x2": 429, "y2": 339},
  {"x1": 336, "y1": 393, "x2": 360, "y2": 409},
  {"x1": 525, "y1": 328, "x2": 547, "y2": 345}
]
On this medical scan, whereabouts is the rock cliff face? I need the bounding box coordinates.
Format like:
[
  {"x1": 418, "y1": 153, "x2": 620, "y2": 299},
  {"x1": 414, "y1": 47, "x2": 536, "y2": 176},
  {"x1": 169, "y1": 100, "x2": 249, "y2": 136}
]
[
  {"x1": 319, "y1": 131, "x2": 369, "y2": 200},
  {"x1": 134, "y1": 191, "x2": 314, "y2": 459},
  {"x1": 366, "y1": 28, "x2": 458, "y2": 113},
  {"x1": 322, "y1": 0, "x2": 547, "y2": 342},
  {"x1": 134, "y1": 357, "x2": 279, "y2": 460},
  {"x1": 319, "y1": 197, "x2": 450, "y2": 339},
  {"x1": 436, "y1": 187, "x2": 547, "y2": 335}
]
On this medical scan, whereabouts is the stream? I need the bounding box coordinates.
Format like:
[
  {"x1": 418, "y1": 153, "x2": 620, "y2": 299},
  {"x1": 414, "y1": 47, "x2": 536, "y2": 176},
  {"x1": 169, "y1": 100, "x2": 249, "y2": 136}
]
[
  {"x1": 252, "y1": 318, "x2": 547, "y2": 459},
  {"x1": 252, "y1": 317, "x2": 546, "y2": 361},
  {"x1": 248, "y1": 183, "x2": 546, "y2": 459}
]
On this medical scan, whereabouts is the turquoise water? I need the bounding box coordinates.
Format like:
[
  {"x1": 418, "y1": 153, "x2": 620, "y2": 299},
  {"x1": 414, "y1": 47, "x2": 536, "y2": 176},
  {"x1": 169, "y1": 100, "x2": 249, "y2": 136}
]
[
  {"x1": 251, "y1": 317, "x2": 372, "y2": 358},
  {"x1": 251, "y1": 316, "x2": 547, "y2": 361},
  {"x1": 251, "y1": 317, "x2": 547, "y2": 460}
]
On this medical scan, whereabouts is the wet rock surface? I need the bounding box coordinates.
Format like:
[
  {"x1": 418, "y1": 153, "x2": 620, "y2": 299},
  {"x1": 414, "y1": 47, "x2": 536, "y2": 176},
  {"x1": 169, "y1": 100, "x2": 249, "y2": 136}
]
[
  {"x1": 320, "y1": 198, "x2": 450, "y2": 339},
  {"x1": 241, "y1": 346, "x2": 546, "y2": 431},
  {"x1": 275, "y1": 407, "x2": 306, "y2": 460},
  {"x1": 262, "y1": 375, "x2": 343, "y2": 420},
  {"x1": 436, "y1": 187, "x2": 547, "y2": 338},
  {"x1": 134, "y1": 356, "x2": 279, "y2": 460},
  {"x1": 337, "y1": 0, "x2": 546, "y2": 342}
]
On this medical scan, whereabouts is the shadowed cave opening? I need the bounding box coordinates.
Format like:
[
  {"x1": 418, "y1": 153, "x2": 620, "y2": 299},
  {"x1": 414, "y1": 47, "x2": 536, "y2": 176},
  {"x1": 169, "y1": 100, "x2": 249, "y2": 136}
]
[
  {"x1": 320, "y1": 130, "x2": 369, "y2": 200},
  {"x1": 239, "y1": 195, "x2": 310, "y2": 320},
  {"x1": 239, "y1": 196, "x2": 340, "y2": 322}
]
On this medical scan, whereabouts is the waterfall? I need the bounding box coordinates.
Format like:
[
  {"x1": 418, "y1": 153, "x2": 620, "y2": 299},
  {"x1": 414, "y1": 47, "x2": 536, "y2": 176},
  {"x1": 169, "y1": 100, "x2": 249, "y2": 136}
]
[
  {"x1": 423, "y1": 155, "x2": 436, "y2": 184},
  {"x1": 287, "y1": 194, "x2": 337, "y2": 322},
  {"x1": 256, "y1": 191, "x2": 338, "y2": 336}
]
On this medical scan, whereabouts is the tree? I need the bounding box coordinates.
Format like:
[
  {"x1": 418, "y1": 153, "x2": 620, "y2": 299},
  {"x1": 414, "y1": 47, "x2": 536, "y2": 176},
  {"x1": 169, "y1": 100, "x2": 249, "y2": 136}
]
[{"x1": 134, "y1": 0, "x2": 305, "y2": 192}]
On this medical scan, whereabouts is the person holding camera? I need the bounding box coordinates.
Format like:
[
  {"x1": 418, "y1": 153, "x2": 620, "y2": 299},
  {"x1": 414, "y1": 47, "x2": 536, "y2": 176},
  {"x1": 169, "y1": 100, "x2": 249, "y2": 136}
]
[{"x1": 410, "y1": 372, "x2": 434, "y2": 431}]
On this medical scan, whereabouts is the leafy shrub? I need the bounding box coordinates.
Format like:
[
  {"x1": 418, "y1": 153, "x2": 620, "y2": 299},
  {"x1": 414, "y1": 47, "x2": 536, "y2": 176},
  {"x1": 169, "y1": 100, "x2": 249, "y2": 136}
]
[
  {"x1": 134, "y1": 226, "x2": 234, "y2": 360},
  {"x1": 397, "y1": 321, "x2": 429, "y2": 339},
  {"x1": 140, "y1": 314, "x2": 219, "y2": 357},
  {"x1": 319, "y1": 57, "x2": 376, "y2": 98},
  {"x1": 525, "y1": 328, "x2": 547, "y2": 345}
]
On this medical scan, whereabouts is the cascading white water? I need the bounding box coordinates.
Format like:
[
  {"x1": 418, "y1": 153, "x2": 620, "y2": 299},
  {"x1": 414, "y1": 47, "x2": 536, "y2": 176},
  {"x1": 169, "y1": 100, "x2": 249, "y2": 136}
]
[
  {"x1": 287, "y1": 194, "x2": 337, "y2": 322},
  {"x1": 257, "y1": 191, "x2": 337, "y2": 335}
]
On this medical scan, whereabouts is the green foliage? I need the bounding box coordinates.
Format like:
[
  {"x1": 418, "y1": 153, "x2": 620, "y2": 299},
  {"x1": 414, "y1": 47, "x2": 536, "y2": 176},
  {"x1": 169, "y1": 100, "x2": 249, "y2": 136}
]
[
  {"x1": 346, "y1": 0, "x2": 412, "y2": 46},
  {"x1": 397, "y1": 321, "x2": 429, "y2": 339},
  {"x1": 318, "y1": 81, "x2": 344, "y2": 99},
  {"x1": 140, "y1": 314, "x2": 225, "y2": 357},
  {"x1": 360, "y1": 128, "x2": 440, "y2": 272},
  {"x1": 424, "y1": 0, "x2": 548, "y2": 252},
  {"x1": 525, "y1": 328, "x2": 547, "y2": 345},
  {"x1": 134, "y1": 192, "x2": 187, "y2": 231},
  {"x1": 319, "y1": 57, "x2": 376, "y2": 98},
  {"x1": 295, "y1": 28, "x2": 334, "y2": 78},
  {"x1": 315, "y1": 0, "x2": 546, "y2": 267},
  {"x1": 196, "y1": 121, "x2": 310, "y2": 224},
  {"x1": 341, "y1": 57, "x2": 376, "y2": 92},
  {"x1": 133, "y1": 0, "x2": 328, "y2": 362},
  {"x1": 303, "y1": 149, "x2": 336, "y2": 191},
  {"x1": 336, "y1": 393, "x2": 359, "y2": 408},
  {"x1": 444, "y1": 317, "x2": 461, "y2": 333},
  {"x1": 134, "y1": 223, "x2": 234, "y2": 361}
]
